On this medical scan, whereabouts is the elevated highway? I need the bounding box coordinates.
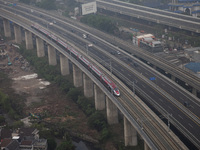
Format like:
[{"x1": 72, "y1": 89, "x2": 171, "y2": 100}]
[
  {"x1": 0, "y1": 1, "x2": 199, "y2": 149},
  {"x1": 93, "y1": 0, "x2": 200, "y2": 98},
  {"x1": 96, "y1": 0, "x2": 200, "y2": 33},
  {"x1": 0, "y1": 9, "x2": 185, "y2": 150}
]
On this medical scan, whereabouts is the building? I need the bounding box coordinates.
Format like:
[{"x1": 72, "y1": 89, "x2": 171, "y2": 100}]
[
  {"x1": 184, "y1": 47, "x2": 200, "y2": 62},
  {"x1": 169, "y1": 0, "x2": 200, "y2": 17},
  {"x1": 132, "y1": 34, "x2": 163, "y2": 53},
  {"x1": 185, "y1": 62, "x2": 200, "y2": 74},
  {"x1": 0, "y1": 128, "x2": 47, "y2": 150}
]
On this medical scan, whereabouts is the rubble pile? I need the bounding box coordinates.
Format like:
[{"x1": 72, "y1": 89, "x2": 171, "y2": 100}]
[
  {"x1": 14, "y1": 55, "x2": 31, "y2": 71},
  {"x1": 0, "y1": 43, "x2": 32, "y2": 73}
]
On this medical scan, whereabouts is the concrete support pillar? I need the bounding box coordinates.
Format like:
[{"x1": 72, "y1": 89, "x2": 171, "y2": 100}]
[
  {"x1": 94, "y1": 84, "x2": 105, "y2": 110},
  {"x1": 36, "y1": 37, "x2": 45, "y2": 57},
  {"x1": 192, "y1": 88, "x2": 197, "y2": 96},
  {"x1": 60, "y1": 54, "x2": 70, "y2": 76},
  {"x1": 48, "y1": 45, "x2": 57, "y2": 66},
  {"x1": 73, "y1": 64, "x2": 82, "y2": 87},
  {"x1": 83, "y1": 74, "x2": 93, "y2": 97},
  {"x1": 3, "y1": 19, "x2": 11, "y2": 37},
  {"x1": 144, "y1": 142, "x2": 150, "y2": 150},
  {"x1": 25, "y1": 30, "x2": 33, "y2": 49},
  {"x1": 171, "y1": 75, "x2": 175, "y2": 82},
  {"x1": 124, "y1": 117, "x2": 138, "y2": 146},
  {"x1": 106, "y1": 96, "x2": 118, "y2": 125},
  {"x1": 14, "y1": 24, "x2": 22, "y2": 44}
]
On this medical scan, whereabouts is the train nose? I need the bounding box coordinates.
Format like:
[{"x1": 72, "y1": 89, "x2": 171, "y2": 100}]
[{"x1": 114, "y1": 90, "x2": 120, "y2": 96}]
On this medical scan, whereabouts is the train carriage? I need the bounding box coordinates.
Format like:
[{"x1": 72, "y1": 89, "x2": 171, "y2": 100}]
[{"x1": 31, "y1": 23, "x2": 120, "y2": 96}]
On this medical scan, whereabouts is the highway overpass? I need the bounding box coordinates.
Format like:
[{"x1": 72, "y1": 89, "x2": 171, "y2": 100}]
[{"x1": 96, "y1": 0, "x2": 200, "y2": 33}]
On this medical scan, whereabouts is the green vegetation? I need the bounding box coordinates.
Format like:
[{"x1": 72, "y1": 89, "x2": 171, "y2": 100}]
[
  {"x1": 0, "y1": 89, "x2": 24, "y2": 120},
  {"x1": 56, "y1": 135, "x2": 75, "y2": 150},
  {"x1": 16, "y1": 44, "x2": 121, "y2": 149},
  {"x1": 119, "y1": 0, "x2": 171, "y2": 5},
  {"x1": 77, "y1": 96, "x2": 95, "y2": 116},
  {"x1": 88, "y1": 111, "x2": 111, "y2": 141},
  {"x1": 19, "y1": 0, "x2": 56, "y2": 10},
  {"x1": 12, "y1": 120, "x2": 24, "y2": 129},
  {"x1": 0, "y1": 115, "x2": 5, "y2": 125},
  {"x1": 19, "y1": 0, "x2": 31, "y2": 4},
  {"x1": 36, "y1": 0, "x2": 56, "y2": 10},
  {"x1": 80, "y1": 14, "x2": 119, "y2": 34}
]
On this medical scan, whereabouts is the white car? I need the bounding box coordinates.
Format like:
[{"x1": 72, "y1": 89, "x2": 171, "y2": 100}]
[
  {"x1": 83, "y1": 34, "x2": 87, "y2": 38},
  {"x1": 117, "y1": 51, "x2": 121, "y2": 55},
  {"x1": 88, "y1": 44, "x2": 93, "y2": 47}
]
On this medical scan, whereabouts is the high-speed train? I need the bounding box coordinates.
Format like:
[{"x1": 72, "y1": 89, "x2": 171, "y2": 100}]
[{"x1": 31, "y1": 24, "x2": 120, "y2": 96}]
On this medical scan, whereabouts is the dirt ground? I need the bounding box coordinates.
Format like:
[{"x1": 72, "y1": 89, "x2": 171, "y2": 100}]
[{"x1": 0, "y1": 41, "x2": 98, "y2": 139}]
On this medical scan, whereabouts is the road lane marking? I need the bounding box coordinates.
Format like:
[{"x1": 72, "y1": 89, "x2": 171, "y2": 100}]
[
  {"x1": 150, "y1": 91, "x2": 154, "y2": 95},
  {"x1": 178, "y1": 114, "x2": 183, "y2": 119},
  {"x1": 188, "y1": 123, "x2": 193, "y2": 128},
  {"x1": 168, "y1": 106, "x2": 173, "y2": 110},
  {"x1": 141, "y1": 84, "x2": 146, "y2": 88}
]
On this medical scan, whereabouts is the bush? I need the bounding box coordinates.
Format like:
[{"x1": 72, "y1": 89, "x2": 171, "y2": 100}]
[
  {"x1": 88, "y1": 111, "x2": 107, "y2": 131},
  {"x1": 12, "y1": 120, "x2": 24, "y2": 129},
  {"x1": 67, "y1": 88, "x2": 81, "y2": 102},
  {"x1": 100, "y1": 127, "x2": 111, "y2": 141},
  {"x1": 80, "y1": 14, "x2": 119, "y2": 34},
  {"x1": 0, "y1": 115, "x2": 5, "y2": 125},
  {"x1": 77, "y1": 96, "x2": 95, "y2": 116},
  {"x1": 36, "y1": 0, "x2": 56, "y2": 10},
  {"x1": 47, "y1": 138, "x2": 57, "y2": 150},
  {"x1": 56, "y1": 140, "x2": 75, "y2": 150}
]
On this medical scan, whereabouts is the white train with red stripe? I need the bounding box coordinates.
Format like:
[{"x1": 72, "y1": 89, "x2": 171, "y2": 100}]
[{"x1": 31, "y1": 24, "x2": 120, "y2": 96}]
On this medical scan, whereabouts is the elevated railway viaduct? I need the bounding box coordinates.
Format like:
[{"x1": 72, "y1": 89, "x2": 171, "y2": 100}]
[{"x1": 0, "y1": 6, "x2": 188, "y2": 150}]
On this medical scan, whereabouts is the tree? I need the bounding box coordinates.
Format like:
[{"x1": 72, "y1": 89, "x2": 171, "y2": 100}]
[
  {"x1": 80, "y1": 14, "x2": 119, "y2": 35},
  {"x1": 19, "y1": 0, "x2": 31, "y2": 4},
  {"x1": 77, "y1": 96, "x2": 95, "y2": 116},
  {"x1": 12, "y1": 121, "x2": 24, "y2": 129},
  {"x1": 38, "y1": 0, "x2": 56, "y2": 10},
  {"x1": 56, "y1": 140, "x2": 75, "y2": 150},
  {"x1": 67, "y1": 88, "x2": 81, "y2": 102},
  {"x1": 0, "y1": 115, "x2": 5, "y2": 125},
  {"x1": 100, "y1": 127, "x2": 111, "y2": 141},
  {"x1": 47, "y1": 138, "x2": 57, "y2": 150},
  {"x1": 88, "y1": 111, "x2": 107, "y2": 131}
]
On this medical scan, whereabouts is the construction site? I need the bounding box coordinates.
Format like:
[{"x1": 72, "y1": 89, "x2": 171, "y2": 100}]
[{"x1": 0, "y1": 37, "x2": 111, "y2": 149}]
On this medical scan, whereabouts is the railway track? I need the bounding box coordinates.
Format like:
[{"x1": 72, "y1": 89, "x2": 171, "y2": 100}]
[
  {"x1": 0, "y1": 4, "x2": 194, "y2": 149},
  {"x1": 3, "y1": 0, "x2": 200, "y2": 94}
]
